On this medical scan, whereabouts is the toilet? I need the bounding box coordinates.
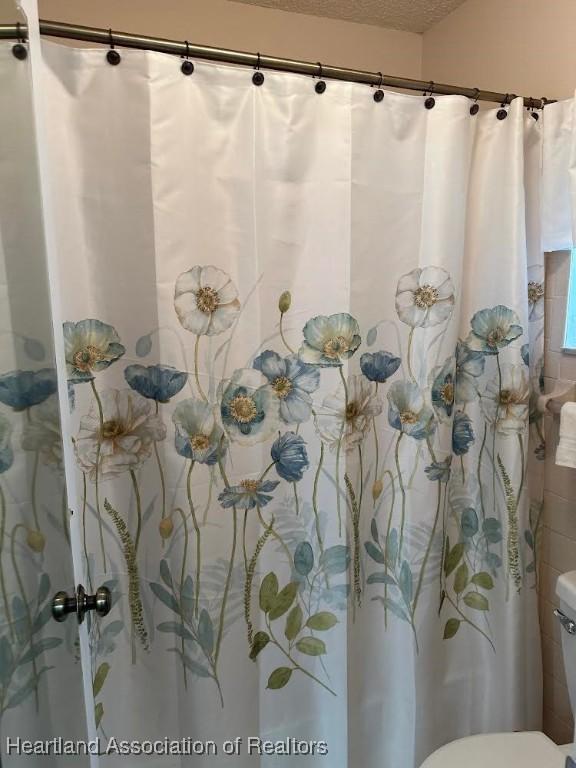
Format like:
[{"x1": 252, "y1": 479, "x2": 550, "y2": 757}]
[{"x1": 421, "y1": 570, "x2": 576, "y2": 767}]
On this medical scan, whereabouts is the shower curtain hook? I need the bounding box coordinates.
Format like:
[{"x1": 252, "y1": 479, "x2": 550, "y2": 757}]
[
  {"x1": 373, "y1": 72, "x2": 384, "y2": 103},
  {"x1": 106, "y1": 28, "x2": 121, "y2": 65},
  {"x1": 469, "y1": 88, "x2": 480, "y2": 115},
  {"x1": 497, "y1": 93, "x2": 510, "y2": 120},
  {"x1": 12, "y1": 21, "x2": 27, "y2": 60},
  {"x1": 424, "y1": 81, "x2": 435, "y2": 109},
  {"x1": 252, "y1": 52, "x2": 264, "y2": 86},
  {"x1": 181, "y1": 40, "x2": 194, "y2": 75},
  {"x1": 315, "y1": 62, "x2": 326, "y2": 94},
  {"x1": 527, "y1": 97, "x2": 539, "y2": 120}
]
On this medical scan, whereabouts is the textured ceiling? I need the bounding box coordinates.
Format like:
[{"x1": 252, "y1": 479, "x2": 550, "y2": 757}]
[{"x1": 228, "y1": 0, "x2": 467, "y2": 33}]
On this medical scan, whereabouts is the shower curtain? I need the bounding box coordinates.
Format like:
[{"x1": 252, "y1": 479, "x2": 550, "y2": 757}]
[{"x1": 36, "y1": 41, "x2": 544, "y2": 767}]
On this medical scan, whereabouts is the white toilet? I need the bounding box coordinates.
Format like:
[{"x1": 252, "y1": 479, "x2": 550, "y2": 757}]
[{"x1": 421, "y1": 570, "x2": 576, "y2": 768}]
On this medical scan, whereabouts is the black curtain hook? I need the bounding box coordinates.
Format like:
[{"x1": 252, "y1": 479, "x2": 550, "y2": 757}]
[
  {"x1": 315, "y1": 61, "x2": 326, "y2": 94},
  {"x1": 12, "y1": 22, "x2": 27, "y2": 60},
  {"x1": 470, "y1": 88, "x2": 480, "y2": 115},
  {"x1": 106, "y1": 28, "x2": 121, "y2": 65},
  {"x1": 424, "y1": 81, "x2": 435, "y2": 109},
  {"x1": 252, "y1": 52, "x2": 264, "y2": 85},
  {"x1": 497, "y1": 93, "x2": 510, "y2": 120},
  {"x1": 181, "y1": 40, "x2": 194, "y2": 75},
  {"x1": 373, "y1": 71, "x2": 384, "y2": 102}
]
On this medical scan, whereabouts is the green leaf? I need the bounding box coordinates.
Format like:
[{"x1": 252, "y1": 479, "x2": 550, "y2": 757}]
[
  {"x1": 463, "y1": 591, "x2": 489, "y2": 611},
  {"x1": 12, "y1": 596, "x2": 28, "y2": 645},
  {"x1": 92, "y1": 662, "x2": 110, "y2": 697},
  {"x1": 454, "y1": 563, "x2": 469, "y2": 594},
  {"x1": 285, "y1": 605, "x2": 303, "y2": 641},
  {"x1": 267, "y1": 667, "x2": 293, "y2": 690},
  {"x1": 471, "y1": 572, "x2": 494, "y2": 590},
  {"x1": 37, "y1": 573, "x2": 51, "y2": 606},
  {"x1": 18, "y1": 637, "x2": 61, "y2": 666},
  {"x1": 296, "y1": 636, "x2": 326, "y2": 656},
  {"x1": 159, "y1": 560, "x2": 173, "y2": 589},
  {"x1": 320, "y1": 545, "x2": 350, "y2": 575},
  {"x1": 386, "y1": 530, "x2": 398, "y2": 567},
  {"x1": 482, "y1": 517, "x2": 502, "y2": 544},
  {"x1": 461, "y1": 508, "x2": 479, "y2": 538},
  {"x1": 259, "y1": 573, "x2": 279, "y2": 613},
  {"x1": 371, "y1": 518, "x2": 379, "y2": 543},
  {"x1": 524, "y1": 530, "x2": 534, "y2": 549},
  {"x1": 294, "y1": 542, "x2": 314, "y2": 577},
  {"x1": 366, "y1": 572, "x2": 395, "y2": 585},
  {"x1": 268, "y1": 582, "x2": 299, "y2": 621},
  {"x1": 180, "y1": 576, "x2": 195, "y2": 623},
  {"x1": 366, "y1": 326, "x2": 378, "y2": 346},
  {"x1": 372, "y1": 596, "x2": 411, "y2": 624},
  {"x1": 249, "y1": 631, "x2": 270, "y2": 660},
  {"x1": 399, "y1": 561, "x2": 413, "y2": 605},
  {"x1": 32, "y1": 602, "x2": 53, "y2": 634},
  {"x1": 0, "y1": 637, "x2": 13, "y2": 686},
  {"x1": 157, "y1": 622, "x2": 194, "y2": 642},
  {"x1": 198, "y1": 610, "x2": 214, "y2": 656},
  {"x1": 364, "y1": 541, "x2": 385, "y2": 565},
  {"x1": 166, "y1": 648, "x2": 212, "y2": 678},
  {"x1": 444, "y1": 542, "x2": 465, "y2": 577},
  {"x1": 95, "y1": 702, "x2": 104, "y2": 728},
  {"x1": 306, "y1": 612, "x2": 338, "y2": 631},
  {"x1": 150, "y1": 582, "x2": 180, "y2": 614},
  {"x1": 443, "y1": 619, "x2": 460, "y2": 639}
]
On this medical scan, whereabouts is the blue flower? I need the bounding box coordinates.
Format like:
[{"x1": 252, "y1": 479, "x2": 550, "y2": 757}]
[
  {"x1": 430, "y1": 357, "x2": 455, "y2": 422},
  {"x1": 521, "y1": 344, "x2": 529, "y2": 367},
  {"x1": 0, "y1": 413, "x2": 13, "y2": 474},
  {"x1": 125, "y1": 364, "x2": 188, "y2": 403},
  {"x1": 455, "y1": 341, "x2": 485, "y2": 404},
  {"x1": 466, "y1": 306, "x2": 523, "y2": 355},
  {"x1": 360, "y1": 351, "x2": 401, "y2": 384},
  {"x1": 253, "y1": 350, "x2": 319, "y2": 424},
  {"x1": 387, "y1": 381, "x2": 435, "y2": 440},
  {"x1": 452, "y1": 410, "x2": 475, "y2": 456},
  {"x1": 271, "y1": 432, "x2": 309, "y2": 482},
  {"x1": 173, "y1": 398, "x2": 225, "y2": 465},
  {"x1": 63, "y1": 319, "x2": 125, "y2": 383},
  {"x1": 299, "y1": 313, "x2": 361, "y2": 367},
  {"x1": 220, "y1": 369, "x2": 279, "y2": 445},
  {"x1": 218, "y1": 479, "x2": 280, "y2": 510},
  {"x1": 425, "y1": 457, "x2": 451, "y2": 482},
  {"x1": 0, "y1": 369, "x2": 57, "y2": 411}
]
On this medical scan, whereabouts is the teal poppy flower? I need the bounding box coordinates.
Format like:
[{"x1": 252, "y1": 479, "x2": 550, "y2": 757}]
[
  {"x1": 387, "y1": 381, "x2": 435, "y2": 440},
  {"x1": 271, "y1": 432, "x2": 309, "y2": 482},
  {"x1": 452, "y1": 411, "x2": 474, "y2": 455},
  {"x1": 360, "y1": 351, "x2": 401, "y2": 384},
  {"x1": 0, "y1": 369, "x2": 57, "y2": 411},
  {"x1": 64, "y1": 319, "x2": 125, "y2": 383},
  {"x1": 253, "y1": 350, "x2": 319, "y2": 424},
  {"x1": 455, "y1": 342, "x2": 485, "y2": 404},
  {"x1": 0, "y1": 413, "x2": 13, "y2": 473},
  {"x1": 299, "y1": 313, "x2": 361, "y2": 367},
  {"x1": 430, "y1": 357, "x2": 455, "y2": 422},
  {"x1": 172, "y1": 398, "x2": 225, "y2": 465},
  {"x1": 218, "y1": 479, "x2": 279, "y2": 510},
  {"x1": 125, "y1": 364, "x2": 188, "y2": 403},
  {"x1": 220, "y1": 369, "x2": 279, "y2": 445},
  {"x1": 466, "y1": 306, "x2": 523, "y2": 355}
]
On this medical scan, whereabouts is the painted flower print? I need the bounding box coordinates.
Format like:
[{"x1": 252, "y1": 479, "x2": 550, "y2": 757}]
[
  {"x1": 0, "y1": 412, "x2": 13, "y2": 473},
  {"x1": 466, "y1": 306, "x2": 523, "y2": 355},
  {"x1": 395, "y1": 266, "x2": 455, "y2": 328},
  {"x1": 64, "y1": 319, "x2": 125, "y2": 383},
  {"x1": 173, "y1": 398, "x2": 224, "y2": 465},
  {"x1": 454, "y1": 342, "x2": 485, "y2": 404},
  {"x1": 174, "y1": 265, "x2": 240, "y2": 336},
  {"x1": 220, "y1": 369, "x2": 279, "y2": 445},
  {"x1": 21, "y1": 395, "x2": 63, "y2": 469},
  {"x1": 452, "y1": 410, "x2": 475, "y2": 455},
  {"x1": 0, "y1": 368, "x2": 57, "y2": 411},
  {"x1": 387, "y1": 381, "x2": 435, "y2": 440},
  {"x1": 527, "y1": 265, "x2": 545, "y2": 322},
  {"x1": 425, "y1": 456, "x2": 451, "y2": 482},
  {"x1": 218, "y1": 479, "x2": 279, "y2": 510},
  {"x1": 482, "y1": 364, "x2": 529, "y2": 435},
  {"x1": 316, "y1": 375, "x2": 382, "y2": 452},
  {"x1": 271, "y1": 432, "x2": 309, "y2": 482},
  {"x1": 521, "y1": 344, "x2": 529, "y2": 367},
  {"x1": 125, "y1": 364, "x2": 188, "y2": 403},
  {"x1": 74, "y1": 388, "x2": 166, "y2": 479},
  {"x1": 253, "y1": 350, "x2": 319, "y2": 424},
  {"x1": 430, "y1": 357, "x2": 455, "y2": 422},
  {"x1": 299, "y1": 313, "x2": 361, "y2": 367},
  {"x1": 360, "y1": 351, "x2": 401, "y2": 384}
]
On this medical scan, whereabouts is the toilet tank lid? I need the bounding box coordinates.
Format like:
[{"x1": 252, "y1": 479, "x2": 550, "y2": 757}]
[{"x1": 557, "y1": 571, "x2": 576, "y2": 608}]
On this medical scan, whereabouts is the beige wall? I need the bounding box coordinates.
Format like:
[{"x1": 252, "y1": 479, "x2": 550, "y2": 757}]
[{"x1": 37, "y1": 0, "x2": 422, "y2": 79}]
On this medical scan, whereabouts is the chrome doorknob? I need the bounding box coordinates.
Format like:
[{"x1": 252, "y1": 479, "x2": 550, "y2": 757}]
[{"x1": 52, "y1": 584, "x2": 111, "y2": 624}]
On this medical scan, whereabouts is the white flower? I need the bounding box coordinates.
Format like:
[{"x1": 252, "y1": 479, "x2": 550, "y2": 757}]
[
  {"x1": 527, "y1": 265, "x2": 545, "y2": 322},
  {"x1": 220, "y1": 369, "x2": 280, "y2": 446},
  {"x1": 481, "y1": 364, "x2": 528, "y2": 435},
  {"x1": 315, "y1": 375, "x2": 382, "y2": 453},
  {"x1": 174, "y1": 265, "x2": 240, "y2": 336},
  {"x1": 395, "y1": 266, "x2": 455, "y2": 328},
  {"x1": 21, "y1": 395, "x2": 63, "y2": 470},
  {"x1": 74, "y1": 389, "x2": 166, "y2": 480}
]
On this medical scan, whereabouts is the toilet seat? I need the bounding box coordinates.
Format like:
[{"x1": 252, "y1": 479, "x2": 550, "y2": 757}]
[{"x1": 420, "y1": 731, "x2": 565, "y2": 767}]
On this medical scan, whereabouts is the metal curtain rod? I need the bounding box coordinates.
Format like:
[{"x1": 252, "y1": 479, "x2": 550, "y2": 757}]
[{"x1": 0, "y1": 19, "x2": 552, "y2": 109}]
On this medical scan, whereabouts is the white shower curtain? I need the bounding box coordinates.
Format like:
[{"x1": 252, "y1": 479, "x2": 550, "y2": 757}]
[{"x1": 35, "y1": 41, "x2": 544, "y2": 767}]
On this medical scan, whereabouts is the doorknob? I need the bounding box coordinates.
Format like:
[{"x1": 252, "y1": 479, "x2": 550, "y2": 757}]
[{"x1": 52, "y1": 584, "x2": 111, "y2": 624}]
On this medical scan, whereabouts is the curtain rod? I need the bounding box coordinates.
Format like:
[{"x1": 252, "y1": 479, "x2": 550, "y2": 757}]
[{"x1": 0, "y1": 19, "x2": 553, "y2": 109}]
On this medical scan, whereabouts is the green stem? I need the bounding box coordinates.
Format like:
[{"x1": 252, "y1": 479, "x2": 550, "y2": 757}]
[
  {"x1": 129, "y1": 470, "x2": 143, "y2": 555},
  {"x1": 279, "y1": 312, "x2": 294, "y2": 354},
  {"x1": 90, "y1": 379, "x2": 107, "y2": 573},
  {"x1": 81, "y1": 473, "x2": 93, "y2": 592},
  {"x1": 412, "y1": 479, "x2": 442, "y2": 614},
  {"x1": 336, "y1": 366, "x2": 349, "y2": 537},
  {"x1": 186, "y1": 461, "x2": 201, "y2": 618},
  {"x1": 357, "y1": 444, "x2": 364, "y2": 515},
  {"x1": 194, "y1": 335, "x2": 208, "y2": 402},
  {"x1": 154, "y1": 402, "x2": 167, "y2": 522},
  {"x1": 382, "y1": 469, "x2": 396, "y2": 630},
  {"x1": 215, "y1": 450, "x2": 237, "y2": 669},
  {"x1": 312, "y1": 443, "x2": 326, "y2": 559},
  {"x1": 292, "y1": 483, "x2": 300, "y2": 516},
  {"x1": 493, "y1": 353, "x2": 503, "y2": 517},
  {"x1": 175, "y1": 507, "x2": 189, "y2": 690},
  {"x1": 0, "y1": 483, "x2": 13, "y2": 641},
  {"x1": 11, "y1": 524, "x2": 39, "y2": 710},
  {"x1": 242, "y1": 510, "x2": 249, "y2": 573},
  {"x1": 445, "y1": 591, "x2": 496, "y2": 652},
  {"x1": 407, "y1": 328, "x2": 416, "y2": 383},
  {"x1": 517, "y1": 433, "x2": 525, "y2": 508},
  {"x1": 256, "y1": 506, "x2": 291, "y2": 563},
  {"x1": 395, "y1": 433, "x2": 406, "y2": 561}
]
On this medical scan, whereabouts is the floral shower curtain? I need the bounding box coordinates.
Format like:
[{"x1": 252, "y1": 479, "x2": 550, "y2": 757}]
[{"x1": 37, "y1": 40, "x2": 545, "y2": 767}]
